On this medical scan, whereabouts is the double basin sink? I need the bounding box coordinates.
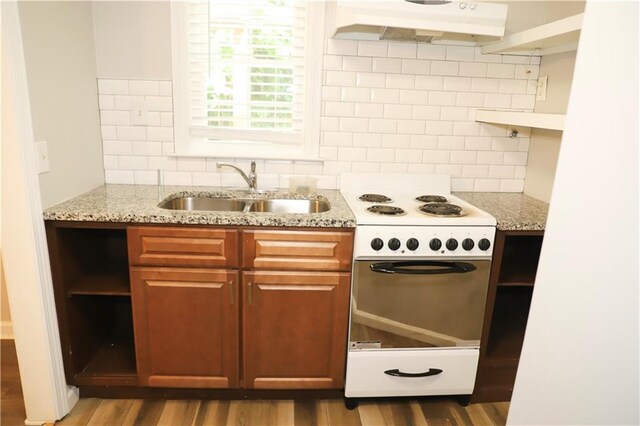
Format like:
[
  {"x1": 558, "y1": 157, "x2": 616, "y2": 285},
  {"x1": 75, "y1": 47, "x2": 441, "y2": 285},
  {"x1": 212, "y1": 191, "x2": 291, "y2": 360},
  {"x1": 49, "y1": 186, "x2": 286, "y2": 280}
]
[{"x1": 159, "y1": 194, "x2": 330, "y2": 214}]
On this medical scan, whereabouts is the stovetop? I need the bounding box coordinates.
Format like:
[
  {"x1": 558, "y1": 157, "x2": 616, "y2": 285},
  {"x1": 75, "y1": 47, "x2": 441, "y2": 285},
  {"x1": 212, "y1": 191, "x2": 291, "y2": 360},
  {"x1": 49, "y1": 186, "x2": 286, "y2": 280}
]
[{"x1": 340, "y1": 173, "x2": 496, "y2": 258}]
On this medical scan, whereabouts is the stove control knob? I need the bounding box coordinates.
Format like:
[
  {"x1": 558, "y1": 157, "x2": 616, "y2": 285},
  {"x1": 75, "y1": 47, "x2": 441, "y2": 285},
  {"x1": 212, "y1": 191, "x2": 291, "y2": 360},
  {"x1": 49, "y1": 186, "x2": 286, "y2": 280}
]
[
  {"x1": 462, "y1": 238, "x2": 475, "y2": 251},
  {"x1": 371, "y1": 238, "x2": 384, "y2": 251},
  {"x1": 388, "y1": 238, "x2": 401, "y2": 251},
  {"x1": 478, "y1": 238, "x2": 491, "y2": 251},
  {"x1": 446, "y1": 238, "x2": 458, "y2": 251},
  {"x1": 429, "y1": 238, "x2": 442, "y2": 251},
  {"x1": 406, "y1": 238, "x2": 419, "y2": 251}
]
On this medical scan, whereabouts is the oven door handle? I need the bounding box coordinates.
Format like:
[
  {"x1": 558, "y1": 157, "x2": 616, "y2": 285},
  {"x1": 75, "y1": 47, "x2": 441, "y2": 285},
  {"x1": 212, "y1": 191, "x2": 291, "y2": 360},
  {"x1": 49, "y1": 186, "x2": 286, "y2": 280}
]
[
  {"x1": 384, "y1": 368, "x2": 443, "y2": 378},
  {"x1": 370, "y1": 260, "x2": 477, "y2": 274}
]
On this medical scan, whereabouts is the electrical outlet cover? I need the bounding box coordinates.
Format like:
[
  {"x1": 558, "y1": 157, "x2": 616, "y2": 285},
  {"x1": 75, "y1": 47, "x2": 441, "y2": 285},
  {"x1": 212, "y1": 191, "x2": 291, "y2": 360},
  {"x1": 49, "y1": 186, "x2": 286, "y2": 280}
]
[{"x1": 35, "y1": 140, "x2": 50, "y2": 173}]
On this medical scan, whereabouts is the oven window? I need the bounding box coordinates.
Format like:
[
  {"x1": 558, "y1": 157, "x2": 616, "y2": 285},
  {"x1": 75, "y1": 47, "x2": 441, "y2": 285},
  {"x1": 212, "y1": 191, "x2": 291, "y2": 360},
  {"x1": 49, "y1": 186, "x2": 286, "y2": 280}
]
[{"x1": 349, "y1": 259, "x2": 491, "y2": 350}]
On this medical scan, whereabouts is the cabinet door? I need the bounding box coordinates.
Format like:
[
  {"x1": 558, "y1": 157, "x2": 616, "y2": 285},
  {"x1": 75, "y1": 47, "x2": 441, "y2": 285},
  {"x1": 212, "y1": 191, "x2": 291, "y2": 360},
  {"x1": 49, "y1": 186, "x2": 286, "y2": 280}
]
[
  {"x1": 243, "y1": 271, "x2": 350, "y2": 389},
  {"x1": 130, "y1": 268, "x2": 239, "y2": 388},
  {"x1": 242, "y1": 229, "x2": 354, "y2": 271}
]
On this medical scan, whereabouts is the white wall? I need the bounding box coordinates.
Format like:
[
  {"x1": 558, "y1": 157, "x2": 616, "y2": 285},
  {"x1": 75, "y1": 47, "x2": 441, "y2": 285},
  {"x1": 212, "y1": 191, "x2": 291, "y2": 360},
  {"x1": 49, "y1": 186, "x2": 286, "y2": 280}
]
[
  {"x1": 19, "y1": 1, "x2": 104, "y2": 208},
  {"x1": 92, "y1": 1, "x2": 172, "y2": 80},
  {"x1": 508, "y1": 2, "x2": 639, "y2": 424}
]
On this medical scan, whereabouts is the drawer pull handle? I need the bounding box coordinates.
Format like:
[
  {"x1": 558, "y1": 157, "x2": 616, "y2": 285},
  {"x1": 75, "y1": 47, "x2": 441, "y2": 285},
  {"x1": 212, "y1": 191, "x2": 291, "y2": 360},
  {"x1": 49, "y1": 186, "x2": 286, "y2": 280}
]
[
  {"x1": 229, "y1": 280, "x2": 234, "y2": 305},
  {"x1": 384, "y1": 368, "x2": 443, "y2": 378},
  {"x1": 247, "y1": 282, "x2": 252, "y2": 305}
]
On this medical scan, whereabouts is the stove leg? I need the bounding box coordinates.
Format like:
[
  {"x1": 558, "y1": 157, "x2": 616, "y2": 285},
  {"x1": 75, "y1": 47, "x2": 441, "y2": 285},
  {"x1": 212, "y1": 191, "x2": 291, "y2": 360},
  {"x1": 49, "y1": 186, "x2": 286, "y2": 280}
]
[
  {"x1": 457, "y1": 395, "x2": 471, "y2": 407},
  {"x1": 344, "y1": 398, "x2": 359, "y2": 410}
]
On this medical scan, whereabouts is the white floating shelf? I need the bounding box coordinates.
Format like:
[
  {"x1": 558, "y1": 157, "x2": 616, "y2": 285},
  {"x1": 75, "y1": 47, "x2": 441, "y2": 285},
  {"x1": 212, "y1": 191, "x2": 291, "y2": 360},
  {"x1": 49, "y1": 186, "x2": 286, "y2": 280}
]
[
  {"x1": 481, "y1": 13, "x2": 583, "y2": 56},
  {"x1": 475, "y1": 110, "x2": 565, "y2": 131}
]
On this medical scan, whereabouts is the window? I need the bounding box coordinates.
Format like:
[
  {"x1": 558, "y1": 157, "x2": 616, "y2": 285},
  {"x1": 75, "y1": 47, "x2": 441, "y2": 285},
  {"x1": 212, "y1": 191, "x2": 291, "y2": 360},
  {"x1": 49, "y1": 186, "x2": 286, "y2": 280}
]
[{"x1": 171, "y1": 0, "x2": 324, "y2": 159}]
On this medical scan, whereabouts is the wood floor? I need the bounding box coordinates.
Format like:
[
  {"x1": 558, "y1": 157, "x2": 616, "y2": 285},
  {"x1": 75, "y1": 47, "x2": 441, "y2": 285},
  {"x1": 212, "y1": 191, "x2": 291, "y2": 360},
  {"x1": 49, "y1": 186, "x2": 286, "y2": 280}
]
[{"x1": 1, "y1": 339, "x2": 509, "y2": 425}]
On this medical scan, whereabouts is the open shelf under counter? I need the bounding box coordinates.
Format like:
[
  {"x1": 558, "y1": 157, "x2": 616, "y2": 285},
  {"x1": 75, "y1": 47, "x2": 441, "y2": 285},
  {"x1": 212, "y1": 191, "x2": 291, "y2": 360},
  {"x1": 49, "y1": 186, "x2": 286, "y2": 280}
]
[
  {"x1": 67, "y1": 270, "x2": 131, "y2": 296},
  {"x1": 475, "y1": 110, "x2": 565, "y2": 131},
  {"x1": 481, "y1": 13, "x2": 583, "y2": 56}
]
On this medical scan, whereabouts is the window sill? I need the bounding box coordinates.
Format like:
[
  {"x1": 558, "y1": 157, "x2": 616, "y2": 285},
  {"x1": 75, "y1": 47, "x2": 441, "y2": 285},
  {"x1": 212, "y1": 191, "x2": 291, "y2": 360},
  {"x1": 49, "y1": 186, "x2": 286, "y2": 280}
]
[{"x1": 167, "y1": 153, "x2": 325, "y2": 163}]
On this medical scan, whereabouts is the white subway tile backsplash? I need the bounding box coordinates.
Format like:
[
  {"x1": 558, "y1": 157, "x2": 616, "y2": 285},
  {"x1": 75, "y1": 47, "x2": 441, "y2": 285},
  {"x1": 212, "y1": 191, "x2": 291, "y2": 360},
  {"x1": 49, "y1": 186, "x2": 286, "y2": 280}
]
[
  {"x1": 369, "y1": 118, "x2": 398, "y2": 134},
  {"x1": 327, "y1": 39, "x2": 358, "y2": 56},
  {"x1": 412, "y1": 105, "x2": 440, "y2": 120},
  {"x1": 99, "y1": 38, "x2": 534, "y2": 191},
  {"x1": 387, "y1": 43, "x2": 417, "y2": 59},
  {"x1": 430, "y1": 61, "x2": 459, "y2": 76},
  {"x1": 355, "y1": 103, "x2": 384, "y2": 118},
  {"x1": 372, "y1": 58, "x2": 402, "y2": 73},
  {"x1": 500, "y1": 179, "x2": 525, "y2": 192},
  {"x1": 342, "y1": 56, "x2": 372, "y2": 72},
  {"x1": 395, "y1": 148, "x2": 423, "y2": 163},
  {"x1": 103, "y1": 140, "x2": 132, "y2": 155},
  {"x1": 355, "y1": 72, "x2": 386, "y2": 88},
  {"x1": 358, "y1": 41, "x2": 387, "y2": 57},
  {"x1": 98, "y1": 79, "x2": 128, "y2": 95},
  {"x1": 458, "y1": 62, "x2": 487, "y2": 78},
  {"x1": 105, "y1": 169, "x2": 134, "y2": 184},
  {"x1": 417, "y1": 44, "x2": 446, "y2": 60},
  {"x1": 446, "y1": 45, "x2": 475, "y2": 62},
  {"x1": 428, "y1": 91, "x2": 457, "y2": 106},
  {"x1": 353, "y1": 132, "x2": 382, "y2": 147},
  {"x1": 385, "y1": 74, "x2": 415, "y2": 89},
  {"x1": 474, "y1": 178, "x2": 501, "y2": 191},
  {"x1": 443, "y1": 77, "x2": 472, "y2": 92},
  {"x1": 410, "y1": 135, "x2": 438, "y2": 149},
  {"x1": 424, "y1": 150, "x2": 451, "y2": 163},
  {"x1": 129, "y1": 80, "x2": 159, "y2": 96},
  {"x1": 381, "y1": 133, "x2": 410, "y2": 148},
  {"x1": 415, "y1": 75, "x2": 444, "y2": 90},
  {"x1": 426, "y1": 120, "x2": 454, "y2": 136},
  {"x1": 341, "y1": 87, "x2": 371, "y2": 102},
  {"x1": 367, "y1": 148, "x2": 395, "y2": 162},
  {"x1": 503, "y1": 151, "x2": 528, "y2": 165},
  {"x1": 339, "y1": 117, "x2": 369, "y2": 132},
  {"x1": 324, "y1": 101, "x2": 354, "y2": 117},
  {"x1": 326, "y1": 70, "x2": 356, "y2": 86},
  {"x1": 501, "y1": 55, "x2": 530, "y2": 65},
  {"x1": 397, "y1": 120, "x2": 425, "y2": 135},
  {"x1": 401, "y1": 59, "x2": 429, "y2": 74},
  {"x1": 337, "y1": 147, "x2": 367, "y2": 162},
  {"x1": 371, "y1": 88, "x2": 400, "y2": 103},
  {"x1": 399, "y1": 89, "x2": 429, "y2": 105},
  {"x1": 487, "y1": 63, "x2": 516, "y2": 79}
]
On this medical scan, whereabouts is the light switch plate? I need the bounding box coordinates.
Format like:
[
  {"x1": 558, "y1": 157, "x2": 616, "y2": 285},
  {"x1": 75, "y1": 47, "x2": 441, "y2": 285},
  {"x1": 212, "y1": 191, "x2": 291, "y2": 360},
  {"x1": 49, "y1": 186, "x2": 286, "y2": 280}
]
[
  {"x1": 35, "y1": 140, "x2": 50, "y2": 174},
  {"x1": 536, "y1": 75, "x2": 548, "y2": 101}
]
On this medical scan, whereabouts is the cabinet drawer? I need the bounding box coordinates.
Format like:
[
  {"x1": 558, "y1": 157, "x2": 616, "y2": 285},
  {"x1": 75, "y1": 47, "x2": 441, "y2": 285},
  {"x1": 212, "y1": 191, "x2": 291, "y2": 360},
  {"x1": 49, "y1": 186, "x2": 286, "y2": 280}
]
[
  {"x1": 242, "y1": 230, "x2": 354, "y2": 271},
  {"x1": 345, "y1": 349, "x2": 479, "y2": 398},
  {"x1": 128, "y1": 226, "x2": 238, "y2": 268}
]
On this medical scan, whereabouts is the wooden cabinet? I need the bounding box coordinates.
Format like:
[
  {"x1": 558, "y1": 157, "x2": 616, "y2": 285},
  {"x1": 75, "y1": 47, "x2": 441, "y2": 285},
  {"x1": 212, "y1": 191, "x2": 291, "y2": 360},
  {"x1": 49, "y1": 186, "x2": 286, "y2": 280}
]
[
  {"x1": 130, "y1": 268, "x2": 239, "y2": 388},
  {"x1": 242, "y1": 271, "x2": 351, "y2": 389},
  {"x1": 47, "y1": 222, "x2": 354, "y2": 393},
  {"x1": 473, "y1": 230, "x2": 544, "y2": 403}
]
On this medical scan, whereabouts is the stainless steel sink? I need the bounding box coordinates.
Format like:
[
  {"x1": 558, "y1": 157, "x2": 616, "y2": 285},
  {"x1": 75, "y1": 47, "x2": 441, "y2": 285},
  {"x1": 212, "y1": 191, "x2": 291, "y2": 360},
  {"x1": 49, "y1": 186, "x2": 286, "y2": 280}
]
[
  {"x1": 159, "y1": 196, "x2": 247, "y2": 212},
  {"x1": 159, "y1": 194, "x2": 330, "y2": 214},
  {"x1": 249, "y1": 199, "x2": 330, "y2": 214}
]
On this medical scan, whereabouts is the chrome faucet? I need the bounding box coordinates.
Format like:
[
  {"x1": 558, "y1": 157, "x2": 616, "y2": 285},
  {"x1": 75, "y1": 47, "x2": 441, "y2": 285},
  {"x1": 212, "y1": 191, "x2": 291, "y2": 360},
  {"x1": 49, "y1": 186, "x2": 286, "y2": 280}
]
[{"x1": 216, "y1": 161, "x2": 257, "y2": 190}]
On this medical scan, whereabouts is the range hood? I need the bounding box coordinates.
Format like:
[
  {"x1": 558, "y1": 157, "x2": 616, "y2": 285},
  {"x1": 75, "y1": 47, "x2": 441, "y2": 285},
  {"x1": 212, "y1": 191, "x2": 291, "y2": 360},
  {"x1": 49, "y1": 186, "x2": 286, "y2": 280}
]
[{"x1": 333, "y1": 0, "x2": 508, "y2": 44}]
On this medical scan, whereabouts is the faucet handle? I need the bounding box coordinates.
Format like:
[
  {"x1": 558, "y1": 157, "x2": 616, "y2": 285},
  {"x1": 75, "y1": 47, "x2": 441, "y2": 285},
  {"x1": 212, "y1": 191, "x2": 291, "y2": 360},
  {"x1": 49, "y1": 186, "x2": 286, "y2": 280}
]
[{"x1": 250, "y1": 161, "x2": 256, "y2": 173}]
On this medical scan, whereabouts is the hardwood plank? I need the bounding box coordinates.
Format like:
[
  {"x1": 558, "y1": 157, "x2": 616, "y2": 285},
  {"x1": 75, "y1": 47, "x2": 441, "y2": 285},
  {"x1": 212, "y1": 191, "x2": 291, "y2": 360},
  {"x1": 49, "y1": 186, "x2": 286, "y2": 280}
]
[
  {"x1": 466, "y1": 403, "x2": 497, "y2": 425},
  {"x1": 156, "y1": 400, "x2": 201, "y2": 425},
  {"x1": 56, "y1": 398, "x2": 102, "y2": 425},
  {"x1": 193, "y1": 400, "x2": 231, "y2": 426},
  {"x1": 324, "y1": 399, "x2": 362, "y2": 426},
  {"x1": 357, "y1": 402, "x2": 388, "y2": 426},
  {"x1": 226, "y1": 400, "x2": 263, "y2": 426},
  {"x1": 379, "y1": 401, "x2": 423, "y2": 426},
  {"x1": 0, "y1": 340, "x2": 26, "y2": 426},
  {"x1": 294, "y1": 400, "x2": 318, "y2": 426},
  {"x1": 86, "y1": 399, "x2": 135, "y2": 425},
  {"x1": 264, "y1": 400, "x2": 295, "y2": 426},
  {"x1": 121, "y1": 399, "x2": 165, "y2": 426},
  {"x1": 481, "y1": 402, "x2": 508, "y2": 425}
]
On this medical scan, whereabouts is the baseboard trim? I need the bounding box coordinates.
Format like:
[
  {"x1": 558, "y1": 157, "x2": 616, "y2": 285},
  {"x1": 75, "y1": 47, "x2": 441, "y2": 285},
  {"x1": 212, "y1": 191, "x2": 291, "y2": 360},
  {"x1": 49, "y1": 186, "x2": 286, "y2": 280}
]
[{"x1": 1, "y1": 321, "x2": 14, "y2": 339}]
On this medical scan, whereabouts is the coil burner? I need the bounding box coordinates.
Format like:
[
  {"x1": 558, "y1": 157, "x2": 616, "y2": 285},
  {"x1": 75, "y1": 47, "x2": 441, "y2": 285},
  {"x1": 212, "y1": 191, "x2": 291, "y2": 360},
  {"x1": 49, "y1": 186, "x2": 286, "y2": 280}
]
[
  {"x1": 418, "y1": 203, "x2": 468, "y2": 217},
  {"x1": 359, "y1": 194, "x2": 393, "y2": 203},
  {"x1": 366, "y1": 205, "x2": 407, "y2": 216},
  {"x1": 415, "y1": 195, "x2": 448, "y2": 203}
]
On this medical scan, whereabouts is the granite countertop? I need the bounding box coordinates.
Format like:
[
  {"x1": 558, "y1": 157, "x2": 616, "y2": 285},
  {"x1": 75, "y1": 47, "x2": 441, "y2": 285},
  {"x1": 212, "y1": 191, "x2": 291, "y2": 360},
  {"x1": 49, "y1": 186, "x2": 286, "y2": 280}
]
[
  {"x1": 43, "y1": 184, "x2": 356, "y2": 228},
  {"x1": 454, "y1": 192, "x2": 549, "y2": 231}
]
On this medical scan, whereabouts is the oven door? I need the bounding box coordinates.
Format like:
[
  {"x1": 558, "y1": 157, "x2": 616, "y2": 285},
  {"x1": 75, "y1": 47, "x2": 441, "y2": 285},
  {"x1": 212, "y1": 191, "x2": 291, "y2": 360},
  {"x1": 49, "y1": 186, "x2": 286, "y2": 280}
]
[{"x1": 349, "y1": 259, "x2": 490, "y2": 350}]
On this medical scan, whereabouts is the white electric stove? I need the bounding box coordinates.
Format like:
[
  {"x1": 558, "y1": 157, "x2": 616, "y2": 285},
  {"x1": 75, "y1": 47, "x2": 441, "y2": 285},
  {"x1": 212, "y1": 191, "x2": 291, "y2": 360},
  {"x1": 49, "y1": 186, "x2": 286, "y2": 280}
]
[{"x1": 339, "y1": 173, "x2": 497, "y2": 408}]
